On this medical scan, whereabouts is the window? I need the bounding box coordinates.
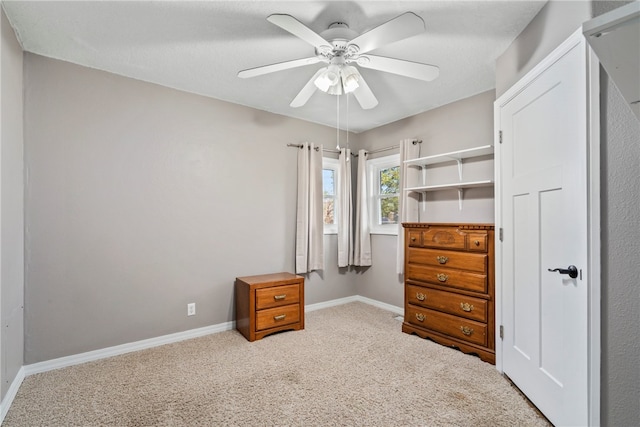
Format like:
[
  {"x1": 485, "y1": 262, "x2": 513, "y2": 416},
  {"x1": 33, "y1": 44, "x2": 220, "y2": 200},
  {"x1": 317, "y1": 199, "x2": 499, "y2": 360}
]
[
  {"x1": 368, "y1": 154, "x2": 400, "y2": 235},
  {"x1": 323, "y1": 157, "x2": 339, "y2": 234}
]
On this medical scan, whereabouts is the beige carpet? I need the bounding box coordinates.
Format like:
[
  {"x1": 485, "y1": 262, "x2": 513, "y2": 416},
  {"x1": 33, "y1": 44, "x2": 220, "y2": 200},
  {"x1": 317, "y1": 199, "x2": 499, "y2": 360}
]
[{"x1": 5, "y1": 302, "x2": 549, "y2": 426}]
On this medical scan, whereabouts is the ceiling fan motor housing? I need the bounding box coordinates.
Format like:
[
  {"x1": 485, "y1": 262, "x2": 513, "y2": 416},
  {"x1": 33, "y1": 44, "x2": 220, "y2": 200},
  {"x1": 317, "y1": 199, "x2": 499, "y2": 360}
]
[{"x1": 317, "y1": 22, "x2": 360, "y2": 61}]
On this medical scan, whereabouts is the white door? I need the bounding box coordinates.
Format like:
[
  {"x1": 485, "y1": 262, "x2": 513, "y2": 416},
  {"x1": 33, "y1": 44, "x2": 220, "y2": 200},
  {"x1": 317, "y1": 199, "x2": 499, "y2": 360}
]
[{"x1": 497, "y1": 37, "x2": 589, "y2": 426}]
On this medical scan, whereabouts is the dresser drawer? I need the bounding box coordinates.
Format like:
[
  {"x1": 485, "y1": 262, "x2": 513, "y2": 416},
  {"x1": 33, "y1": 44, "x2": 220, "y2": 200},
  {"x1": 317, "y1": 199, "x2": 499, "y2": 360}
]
[
  {"x1": 256, "y1": 304, "x2": 300, "y2": 331},
  {"x1": 256, "y1": 284, "x2": 300, "y2": 310},
  {"x1": 467, "y1": 233, "x2": 488, "y2": 252},
  {"x1": 406, "y1": 264, "x2": 487, "y2": 293},
  {"x1": 421, "y1": 227, "x2": 467, "y2": 250},
  {"x1": 406, "y1": 305, "x2": 487, "y2": 347},
  {"x1": 407, "y1": 230, "x2": 422, "y2": 247},
  {"x1": 407, "y1": 247, "x2": 487, "y2": 273},
  {"x1": 407, "y1": 285, "x2": 488, "y2": 322}
]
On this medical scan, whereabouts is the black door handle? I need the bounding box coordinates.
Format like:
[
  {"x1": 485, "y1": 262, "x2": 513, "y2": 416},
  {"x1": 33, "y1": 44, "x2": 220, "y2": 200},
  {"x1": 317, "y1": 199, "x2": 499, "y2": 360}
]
[{"x1": 548, "y1": 265, "x2": 578, "y2": 279}]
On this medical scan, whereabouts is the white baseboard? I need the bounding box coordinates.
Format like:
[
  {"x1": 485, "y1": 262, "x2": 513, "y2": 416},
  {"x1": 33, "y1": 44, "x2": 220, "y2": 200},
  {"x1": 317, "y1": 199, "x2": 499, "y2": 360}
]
[
  {"x1": 355, "y1": 296, "x2": 404, "y2": 315},
  {"x1": 23, "y1": 321, "x2": 235, "y2": 376},
  {"x1": 22, "y1": 296, "x2": 402, "y2": 379},
  {"x1": 305, "y1": 295, "x2": 403, "y2": 316},
  {"x1": 0, "y1": 366, "x2": 25, "y2": 424},
  {"x1": 305, "y1": 295, "x2": 360, "y2": 312}
]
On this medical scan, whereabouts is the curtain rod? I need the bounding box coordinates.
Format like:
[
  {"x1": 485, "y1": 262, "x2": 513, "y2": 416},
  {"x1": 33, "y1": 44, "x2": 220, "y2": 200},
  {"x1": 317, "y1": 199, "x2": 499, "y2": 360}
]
[
  {"x1": 286, "y1": 143, "x2": 340, "y2": 154},
  {"x1": 287, "y1": 140, "x2": 422, "y2": 156},
  {"x1": 364, "y1": 139, "x2": 422, "y2": 155}
]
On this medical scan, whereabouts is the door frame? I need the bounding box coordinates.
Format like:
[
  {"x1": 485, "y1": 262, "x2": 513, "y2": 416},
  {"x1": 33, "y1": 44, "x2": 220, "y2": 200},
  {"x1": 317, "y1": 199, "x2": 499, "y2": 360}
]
[{"x1": 494, "y1": 28, "x2": 601, "y2": 426}]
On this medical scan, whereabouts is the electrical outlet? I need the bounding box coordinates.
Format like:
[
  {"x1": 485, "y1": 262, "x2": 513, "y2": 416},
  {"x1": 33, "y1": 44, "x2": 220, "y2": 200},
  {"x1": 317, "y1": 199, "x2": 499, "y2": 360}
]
[{"x1": 187, "y1": 303, "x2": 196, "y2": 316}]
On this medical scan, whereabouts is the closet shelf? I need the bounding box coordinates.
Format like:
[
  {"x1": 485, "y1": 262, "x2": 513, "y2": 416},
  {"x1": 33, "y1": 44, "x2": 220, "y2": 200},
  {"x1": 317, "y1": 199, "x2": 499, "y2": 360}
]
[
  {"x1": 404, "y1": 144, "x2": 494, "y2": 211},
  {"x1": 404, "y1": 145, "x2": 494, "y2": 167},
  {"x1": 405, "y1": 180, "x2": 494, "y2": 193}
]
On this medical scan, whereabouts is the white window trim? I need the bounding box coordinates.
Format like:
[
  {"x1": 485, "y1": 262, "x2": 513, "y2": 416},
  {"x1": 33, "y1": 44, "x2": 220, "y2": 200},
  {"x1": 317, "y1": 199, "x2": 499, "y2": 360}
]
[
  {"x1": 367, "y1": 154, "x2": 400, "y2": 235},
  {"x1": 323, "y1": 157, "x2": 339, "y2": 235}
]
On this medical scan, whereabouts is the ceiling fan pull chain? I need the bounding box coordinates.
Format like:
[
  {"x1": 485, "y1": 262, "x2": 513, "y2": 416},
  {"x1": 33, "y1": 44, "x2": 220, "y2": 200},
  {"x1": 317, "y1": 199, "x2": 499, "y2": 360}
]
[
  {"x1": 336, "y1": 94, "x2": 340, "y2": 150},
  {"x1": 346, "y1": 95, "x2": 350, "y2": 161}
]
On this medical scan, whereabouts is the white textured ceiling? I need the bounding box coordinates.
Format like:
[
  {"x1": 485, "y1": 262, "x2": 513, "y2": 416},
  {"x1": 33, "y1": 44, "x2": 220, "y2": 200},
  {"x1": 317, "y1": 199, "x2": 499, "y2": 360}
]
[{"x1": 3, "y1": 1, "x2": 546, "y2": 133}]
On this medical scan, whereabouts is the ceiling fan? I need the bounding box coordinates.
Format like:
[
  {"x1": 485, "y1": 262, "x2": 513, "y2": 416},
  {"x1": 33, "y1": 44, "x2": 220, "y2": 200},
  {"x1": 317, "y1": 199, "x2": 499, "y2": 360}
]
[{"x1": 238, "y1": 12, "x2": 439, "y2": 110}]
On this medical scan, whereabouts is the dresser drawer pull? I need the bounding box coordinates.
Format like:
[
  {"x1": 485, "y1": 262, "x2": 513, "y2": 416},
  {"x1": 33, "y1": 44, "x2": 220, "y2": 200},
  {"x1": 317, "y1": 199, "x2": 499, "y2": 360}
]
[
  {"x1": 416, "y1": 292, "x2": 426, "y2": 301},
  {"x1": 474, "y1": 240, "x2": 480, "y2": 246},
  {"x1": 436, "y1": 256, "x2": 448, "y2": 264},
  {"x1": 460, "y1": 302, "x2": 474, "y2": 312},
  {"x1": 273, "y1": 314, "x2": 286, "y2": 321},
  {"x1": 415, "y1": 313, "x2": 426, "y2": 322},
  {"x1": 436, "y1": 273, "x2": 448, "y2": 282},
  {"x1": 273, "y1": 294, "x2": 287, "y2": 301},
  {"x1": 411, "y1": 236, "x2": 417, "y2": 242},
  {"x1": 460, "y1": 326, "x2": 474, "y2": 336}
]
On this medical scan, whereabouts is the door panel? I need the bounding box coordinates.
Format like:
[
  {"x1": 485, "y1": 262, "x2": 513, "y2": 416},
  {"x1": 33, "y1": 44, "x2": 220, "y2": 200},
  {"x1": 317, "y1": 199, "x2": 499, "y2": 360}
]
[{"x1": 499, "y1": 38, "x2": 588, "y2": 426}]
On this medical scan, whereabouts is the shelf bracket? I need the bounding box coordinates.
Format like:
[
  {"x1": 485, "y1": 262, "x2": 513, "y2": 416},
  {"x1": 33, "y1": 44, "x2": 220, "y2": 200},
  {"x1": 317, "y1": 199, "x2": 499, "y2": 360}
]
[
  {"x1": 458, "y1": 189, "x2": 464, "y2": 210},
  {"x1": 456, "y1": 159, "x2": 463, "y2": 181},
  {"x1": 422, "y1": 191, "x2": 427, "y2": 212}
]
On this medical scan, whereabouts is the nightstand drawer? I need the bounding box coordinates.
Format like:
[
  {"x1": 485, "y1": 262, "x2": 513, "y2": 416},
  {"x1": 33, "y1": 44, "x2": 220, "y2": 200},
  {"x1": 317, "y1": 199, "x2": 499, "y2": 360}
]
[
  {"x1": 407, "y1": 285, "x2": 488, "y2": 322},
  {"x1": 256, "y1": 284, "x2": 300, "y2": 310},
  {"x1": 256, "y1": 304, "x2": 300, "y2": 331}
]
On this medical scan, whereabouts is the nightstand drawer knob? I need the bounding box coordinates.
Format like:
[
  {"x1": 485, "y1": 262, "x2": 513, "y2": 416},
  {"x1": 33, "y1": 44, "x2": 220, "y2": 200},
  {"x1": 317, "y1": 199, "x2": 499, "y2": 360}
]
[
  {"x1": 273, "y1": 294, "x2": 286, "y2": 301},
  {"x1": 460, "y1": 302, "x2": 474, "y2": 312},
  {"x1": 416, "y1": 292, "x2": 426, "y2": 301},
  {"x1": 460, "y1": 326, "x2": 474, "y2": 336},
  {"x1": 415, "y1": 313, "x2": 425, "y2": 322},
  {"x1": 436, "y1": 256, "x2": 448, "y2": 264},
  {"x1": 273, "y1": 314, "x2": 286, "y2": 321},
  {"x1": 436, "y1": 273, "x2": 448, "y2": 282}
]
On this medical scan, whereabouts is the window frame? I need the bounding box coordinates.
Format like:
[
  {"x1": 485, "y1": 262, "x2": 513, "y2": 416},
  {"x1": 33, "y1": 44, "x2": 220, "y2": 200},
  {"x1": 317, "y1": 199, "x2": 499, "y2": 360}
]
[
  {"x1": 367, "y1": 154, "x2": 401, "y2": 235},
  {"x1": 322, "y1": 157, "x2": 339, "y2": 235}
]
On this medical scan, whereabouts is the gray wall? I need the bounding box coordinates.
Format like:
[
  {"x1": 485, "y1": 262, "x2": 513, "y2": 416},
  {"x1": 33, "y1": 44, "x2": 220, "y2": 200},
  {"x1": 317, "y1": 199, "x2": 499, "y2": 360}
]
[
  {"x1": 495, "y1": 0, "x2": 592, "y2": 97},
  {"x1": 1, "y1": 8, "x2": 24, "y2": 401},
  {"x1": 23, "y1": 53, "x2": 355, "y2": 364},
  {"x1": 495, "y1": 1, "x2": 640, "y2": 425},
  {"x1": 353, "y1": 90, "x2": 496, "y2": 308},
  {"x1": 592, "y1": 2, "x2": 640, "y2": 426}
]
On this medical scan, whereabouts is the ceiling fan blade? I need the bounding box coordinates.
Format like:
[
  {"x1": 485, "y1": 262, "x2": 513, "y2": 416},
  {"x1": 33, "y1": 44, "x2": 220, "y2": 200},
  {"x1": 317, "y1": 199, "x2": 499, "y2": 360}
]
[
  {"x1": 290, "y1": 68, "x2": 325, "y2": 108},
  {"x1": 267, "y1": 14, "x2": 332, "y2": 50},
  {"x1": 352, "y1": 74, "x2": 378, "y2": 110},
  {"x1": 238, "y1": 57, "x2": 321, "y2": 78},
  {"x1": 357, "y1": 55, "x2": 439, "y2": 82},
  {"x1": 348, "y1": 12, "x2": 426, "y2": 55}
]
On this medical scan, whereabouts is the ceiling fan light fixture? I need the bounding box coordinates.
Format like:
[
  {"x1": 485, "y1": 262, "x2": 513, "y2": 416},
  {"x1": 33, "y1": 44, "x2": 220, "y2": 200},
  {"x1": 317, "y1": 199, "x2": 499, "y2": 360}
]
[
  {"x1": 314, "y1": 67, "x2": 340, "y2": 92},
  {"x1": 326, "y1": 81, "x2": 343, "y2": 95},
  {"x1": 341, "y1": 66, "x2": 360, "y2": 93}
]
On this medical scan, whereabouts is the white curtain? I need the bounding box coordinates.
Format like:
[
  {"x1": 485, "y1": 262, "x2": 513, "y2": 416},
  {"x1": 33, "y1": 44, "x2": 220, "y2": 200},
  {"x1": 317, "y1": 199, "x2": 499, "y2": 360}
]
[
  {"x1": 295, "y1": 142, "x2": 324, "y2": 274},
  {"x1": 396, "y1": 139, "x2": 421, "y2": 274},
  {"x1": 337, "y1": 148, "x2": 353, "y2": 267},
  {"x1": 353, "y1": 149, "x2": 372, "y2": 266}
]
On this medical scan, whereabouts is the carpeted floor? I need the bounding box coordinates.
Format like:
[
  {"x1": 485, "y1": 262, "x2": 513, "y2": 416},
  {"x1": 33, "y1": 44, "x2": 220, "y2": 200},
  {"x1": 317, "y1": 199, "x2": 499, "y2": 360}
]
[{"x1": 4, "y1": 302, "x2": 550, "y2": 426}]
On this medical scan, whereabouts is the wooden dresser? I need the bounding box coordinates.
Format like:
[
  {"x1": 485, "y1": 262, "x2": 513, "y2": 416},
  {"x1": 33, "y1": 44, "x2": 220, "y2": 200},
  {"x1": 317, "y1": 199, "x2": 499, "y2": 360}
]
[
  {"x1": 235, "y1": 272, "x2": 304, "y2": 342},
  {"x1": 402, "y1": 223, "x2": 495, "y2": 364}
]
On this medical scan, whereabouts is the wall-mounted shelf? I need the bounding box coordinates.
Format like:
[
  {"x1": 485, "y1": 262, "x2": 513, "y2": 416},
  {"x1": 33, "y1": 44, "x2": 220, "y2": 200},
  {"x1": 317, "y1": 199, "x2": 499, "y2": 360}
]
[
  {"x1": 404, "y1": 145, "x2": 494, "y2": 168},
  {"x1": 404, "y1": 145, "x2": 494, "y2": 210},
  {"x1": 405, "y1": 180, "x2": 494, "y2": 193}
]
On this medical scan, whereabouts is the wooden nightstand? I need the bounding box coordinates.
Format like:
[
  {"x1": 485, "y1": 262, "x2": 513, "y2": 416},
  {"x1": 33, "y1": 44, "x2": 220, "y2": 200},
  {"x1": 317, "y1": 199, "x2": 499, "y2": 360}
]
[{"x1": 235, "y1": 272, "x2": 305, "y2": 342}]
